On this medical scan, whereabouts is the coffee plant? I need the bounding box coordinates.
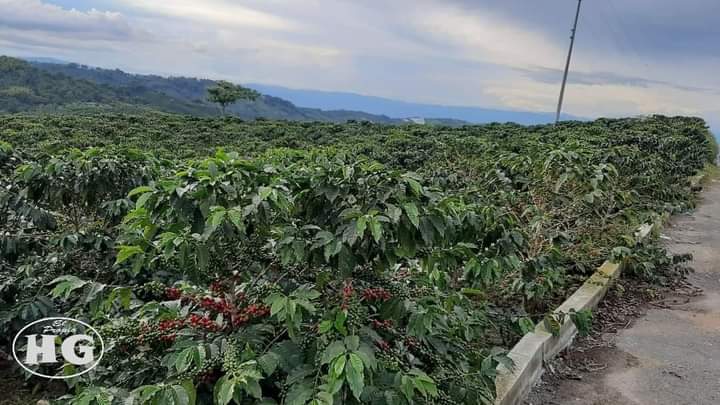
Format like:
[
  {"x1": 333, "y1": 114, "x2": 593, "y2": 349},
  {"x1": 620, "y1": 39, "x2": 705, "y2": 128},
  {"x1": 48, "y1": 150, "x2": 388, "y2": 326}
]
[{"x1": 0, "y1": 113, "x2": 715, "y2": 404}]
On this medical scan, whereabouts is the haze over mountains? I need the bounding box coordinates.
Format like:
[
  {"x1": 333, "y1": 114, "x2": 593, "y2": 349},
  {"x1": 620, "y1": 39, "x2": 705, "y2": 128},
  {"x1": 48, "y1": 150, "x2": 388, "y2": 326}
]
[
  {"x1": 248, "y1": 84, "x2": 572, "y2": 125},
  {"x1": 0, "y1": 55, "x2": 581, "y2": 125}
]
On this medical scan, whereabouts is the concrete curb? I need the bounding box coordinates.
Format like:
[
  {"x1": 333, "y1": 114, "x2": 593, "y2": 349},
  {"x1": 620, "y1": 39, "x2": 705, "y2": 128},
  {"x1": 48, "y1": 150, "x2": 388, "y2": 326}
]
[
  {"x1": 494, "y1": 260, "x2": 624, "y2": 405},
  {"x1": 494, "y1": 169, "x2": 708, "y2": 405}
]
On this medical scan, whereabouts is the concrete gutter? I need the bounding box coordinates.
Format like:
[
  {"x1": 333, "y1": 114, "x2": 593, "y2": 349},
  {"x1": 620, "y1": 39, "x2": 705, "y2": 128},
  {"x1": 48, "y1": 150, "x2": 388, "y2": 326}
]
[{"x1": 494, "y1": 170, "x2": 707, "y2": 405}]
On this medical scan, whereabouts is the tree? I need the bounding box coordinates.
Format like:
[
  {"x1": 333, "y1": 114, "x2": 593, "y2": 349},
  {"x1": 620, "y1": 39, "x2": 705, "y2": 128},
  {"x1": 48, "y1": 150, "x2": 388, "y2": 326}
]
[{"x1": 207, "y1": 80, "x2": 259, "y2": 116}]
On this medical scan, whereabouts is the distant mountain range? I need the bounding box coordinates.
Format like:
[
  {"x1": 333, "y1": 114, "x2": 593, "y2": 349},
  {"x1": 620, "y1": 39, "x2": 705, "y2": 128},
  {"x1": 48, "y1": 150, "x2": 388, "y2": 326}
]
[
  {"x1": 247, "y1": 84, "x2": 575, "y2": 125},
  {"x1": 2, "y1": 55, "x2": 577, "y2": 125}
]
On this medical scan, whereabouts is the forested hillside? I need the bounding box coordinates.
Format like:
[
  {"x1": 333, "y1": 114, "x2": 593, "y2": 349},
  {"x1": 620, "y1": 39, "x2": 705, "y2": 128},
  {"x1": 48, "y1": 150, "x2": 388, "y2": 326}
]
[
  {"x1": 24, "y1": 59, "x2": 399, "y2": 123},
  {"x1": 0, "y1": 56, "x2": 215, "y2": 115}
]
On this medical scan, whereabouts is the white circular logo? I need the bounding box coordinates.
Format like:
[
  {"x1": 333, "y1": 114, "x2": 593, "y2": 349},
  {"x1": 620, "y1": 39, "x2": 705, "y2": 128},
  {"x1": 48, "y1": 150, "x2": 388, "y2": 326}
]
[{"x1": 12, "y1": 317, "x2": 105, "y2": 379}]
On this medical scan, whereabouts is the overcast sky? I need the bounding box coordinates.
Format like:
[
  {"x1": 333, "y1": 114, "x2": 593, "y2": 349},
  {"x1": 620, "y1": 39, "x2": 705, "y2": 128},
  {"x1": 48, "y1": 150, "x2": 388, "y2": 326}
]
[{"x1": 1, "y1": 0, "x2": 719, "y2": 128}]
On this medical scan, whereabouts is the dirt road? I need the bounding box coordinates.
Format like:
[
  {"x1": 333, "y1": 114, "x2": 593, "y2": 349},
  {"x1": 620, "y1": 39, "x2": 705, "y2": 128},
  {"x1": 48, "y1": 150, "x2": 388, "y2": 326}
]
[{"x1": 527, "y1": 177, "x2": 720, "y2": 405}]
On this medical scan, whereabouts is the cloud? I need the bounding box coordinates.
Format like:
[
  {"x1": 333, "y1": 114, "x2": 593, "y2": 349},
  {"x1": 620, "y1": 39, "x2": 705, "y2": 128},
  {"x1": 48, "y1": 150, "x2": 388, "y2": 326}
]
[
  {"x1": 435, "y1": 0, "x2": 720, "y2": 58},
  {"x1": 0, "y1": 0, "x2": 718, "y2": 130},
  {"x1": 484, "y1": 76, "x2": 719, "y2": 121},
  {"x1": 406, "y1": 2, "x2": 565, "y2": 69},
  {"x1": 116, "y1": 0, "x2": 300, "y2": 31},
  {"x1": 0, "y1": 29, "x2": 124, "y2": 52},
  {"x1": 0, "y1": 0, "x2": 145, "y2": 41},
  {"x1": 515, "y1": 67, "x2": 720, "y2": 95}
]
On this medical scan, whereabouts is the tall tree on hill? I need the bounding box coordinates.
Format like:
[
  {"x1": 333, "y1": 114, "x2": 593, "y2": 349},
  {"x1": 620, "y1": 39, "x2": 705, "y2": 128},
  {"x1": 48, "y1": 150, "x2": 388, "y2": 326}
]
[{"x1": 206, "y1": 80, "x2": 259, "y2": 116}]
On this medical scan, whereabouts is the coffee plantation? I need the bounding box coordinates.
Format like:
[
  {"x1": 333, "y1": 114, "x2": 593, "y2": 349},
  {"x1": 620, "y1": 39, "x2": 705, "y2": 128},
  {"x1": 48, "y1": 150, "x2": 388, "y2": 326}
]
[{"x1": 0, "y1": 113, "x2": 715, "y2": 404}]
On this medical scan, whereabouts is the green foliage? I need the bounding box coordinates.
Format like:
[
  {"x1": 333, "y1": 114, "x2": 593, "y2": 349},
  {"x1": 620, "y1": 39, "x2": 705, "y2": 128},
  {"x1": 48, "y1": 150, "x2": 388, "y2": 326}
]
[
  {"x1": 569, "y1": 309, "x2": 593, "y2": 337},
  {"x1": 0, "y1": 113, "x2": 714, "y2": 404},
  {"x1": 541, "y1": 309, "x2": 592, "y2": 337},
  {"x1": 206, "y1": 81, "x2": 259, "y2": 115}
]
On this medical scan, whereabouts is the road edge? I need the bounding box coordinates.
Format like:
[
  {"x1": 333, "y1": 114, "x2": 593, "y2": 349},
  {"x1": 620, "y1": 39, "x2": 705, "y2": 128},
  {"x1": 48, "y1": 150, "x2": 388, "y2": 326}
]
[{"x1": 493, "y1": 171, "x2": 707, "y2": 405}]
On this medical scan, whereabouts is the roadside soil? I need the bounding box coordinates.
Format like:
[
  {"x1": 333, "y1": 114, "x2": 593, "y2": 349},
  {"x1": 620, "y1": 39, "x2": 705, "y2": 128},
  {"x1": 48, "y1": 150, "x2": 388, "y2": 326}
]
[
  {"x1": 0, "y1": 356, "x2": 63, "y2": 405},
  {"x1": 527, "y1": 178, "x2": 720, "y2": 405}
]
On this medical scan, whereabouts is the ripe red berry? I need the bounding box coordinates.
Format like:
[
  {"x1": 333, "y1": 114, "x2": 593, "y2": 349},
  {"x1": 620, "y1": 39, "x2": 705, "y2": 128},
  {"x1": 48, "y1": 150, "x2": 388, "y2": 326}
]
[
  {"x1": 166, "y1": 287, "x2": 182, "y2": 300},
  {"x1": 210, "y1": 280, "x2": 226, "y2": 294},
  {"x1": 343, "y1": 281, "x2": 354, "y2": 299}
]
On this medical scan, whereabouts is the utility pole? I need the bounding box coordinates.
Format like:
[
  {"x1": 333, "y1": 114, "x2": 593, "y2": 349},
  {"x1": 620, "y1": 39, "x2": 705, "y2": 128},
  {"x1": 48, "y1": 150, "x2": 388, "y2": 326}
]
[{"x1": 555, "y1": 0, "x2": 583, "y2": 124}]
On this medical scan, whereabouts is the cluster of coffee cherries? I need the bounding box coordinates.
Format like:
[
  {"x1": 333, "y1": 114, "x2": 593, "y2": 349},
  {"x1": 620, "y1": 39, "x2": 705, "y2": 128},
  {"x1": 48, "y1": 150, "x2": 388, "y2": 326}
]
[
  {"x1": 164, "y1": 286, "x2": 219, "y2": 304},
  {"x1": 209, "y1": 280, "x2": 228, "y2": 294},
  {"x1": 131, "y1": 322, "x2": 182, "y2": 346},
  {"x1": 340, "y1": 280, "x2": 354, "y2": 310},
  {"x1": 377, "y1": 340, "x2": 391, "y2": 352},
  {"x1": 361, "y1": 287, "x2": 393, "y2": 302},
  {"x1": 100, "y1": 321, "x2": 140, "y2": 352},
  {"x1": 165, "y1": 286, "x2": 182, "y2": 300},
  {"x1": 175, "y1": 356, "x2": 222, "y2": 384},
  {"x1": 436, "y1": 391, "x2": 462, "y2": 405},
  {"x1": 198, "y1": 296, "x2": 233, "y2": 315},
  {"x1": 139, "y1": 315, "x2": 218, "y2": 345},
  {"x1": 376, "y1": 347, "x2": 401, "y2": 372},
  {"x1": 404, "y1": 336, "x2": 420, "y2": 350},
  {"x1": 231, "y1": 303, "x2": 271, "y2": 328},
  {"x1": 162, "y1": 284, "x2": 271, "y2": 331},
  {"x1": 157, "y1": 319, "x2": 184, "y2": 342},
  {"x1": 221, "y1": 340, "x2": 244, "y2": 378},
  {"x1": 371, "y1": 319, "x2": 394, "y2": 330},
  {"x1": 197, "y1": 297, "x2": 271, "y2": 330},
  {"x1": 187, "y1": 314, "x2": 222, "y2": 332},
  {"x1": 138, "y1": 281, "x2": 171, "y2": 300}
]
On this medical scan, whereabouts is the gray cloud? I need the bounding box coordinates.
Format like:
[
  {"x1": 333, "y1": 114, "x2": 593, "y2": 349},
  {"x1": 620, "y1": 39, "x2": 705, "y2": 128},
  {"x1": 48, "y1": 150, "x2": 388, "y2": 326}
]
[
  {"x1": 437, "y1": 0, "x2": 720, "y2": 58},
  {"x1": 516, "y1": 66, "x2": 720, "y2": 95},
  {"x1": 0, "y1": 0, "x2": 718, "y2": 129},
  {"x1": 0, "y1": 0, "x2": 147, "y2": 41}
]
